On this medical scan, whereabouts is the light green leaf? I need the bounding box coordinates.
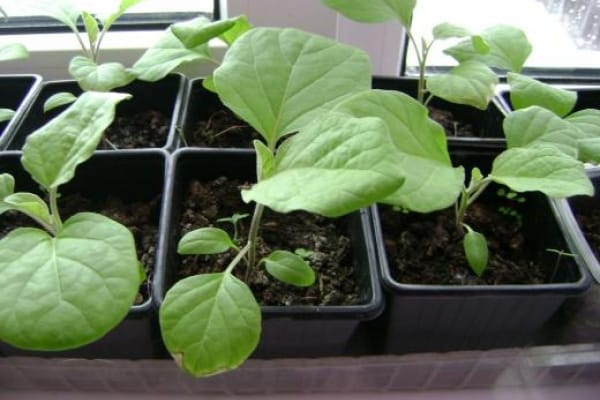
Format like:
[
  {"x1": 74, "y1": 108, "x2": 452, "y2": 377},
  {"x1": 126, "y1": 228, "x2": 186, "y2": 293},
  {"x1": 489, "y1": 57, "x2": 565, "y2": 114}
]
[
  {"x1": 0, "y1": 193, "x2": 52, "y2": 228},
  {"x1": 471, "y1": 35, "x2": 490, "y2": 54},
  {"x1": 444, "y1": 25, "x2": 532, "y2": 72},
  {"x1": 463, "y1": 224, "x2": 488, "y2": 277},
  {"x1": 69, "y1": 56, "x2": 136, "y2": 91},
  {"x1": 177, "y1": 228, "x2": 236, "y2": 255},
  {"x1": 82, "y1": 11, "x2": 99, "y2": 47},
  {"x1": 22, "y1": 91, "x2": 131, "y2": 190},
  {"x1": 220, "y1": 15, "x2": 252, "y2": 45},
  {"x1": 0, "y1": 43, "x2": 29, "y2": 61},
  {"x1": 0, "y1": 174, "x2": 15, "y2": 199},
  {"x1": 0, "y1": 108, "x2": 15, "y2": 123},
  {"x1": 334, "y1": 90, "x2": 463, "y2": 212},
  {"x1": 507, "y1": 73, "x2": 577, "y2": 117},
  {"x1": 43, "y1": 92, "x2": 78, "y2": 113},
  {"x1": 242, "y1": 113, "x2": 404, "y2": 217},
  {"x1": 202, "y1": 76, "x2": 216, "y2": 93},
  {"x1": 490, "y1": 147, "x2": 593, "y2": 197},
  {"x1": 103, "y1": 0, "x2": 146, "y2": 30},
  {"x1": 432, "y1": 23, "x2": 471, "y2": 40},
  {"x1": 322, "y1": 0, "x2": 416, "y2": 27},
  {"x1": 0, "y1": 212, "x2": 141, "y2": 350},
  {"x1": 566, "y1": 109, "x2": 600, "y2": 141},
  {"x1": 262, "y1": 250, "x2": 315, "y2": 287},
  {"x1": 213, "y1": 27, "x2": 371, "y2": 148},
  {"x1": 254, "y1": 140, "x2": 274, "y2": 180},
  {"x1": 578, "y1": 138, "x2": 600, "y2": 164},
  {"x1": 24, "y1": 0, "x2": 81, "y2": 33},
  {"x1": 159, "y1": 273, "x2": 261, "y2": 377},
  {"x1": 172, "y1": 16, "x2": 236, "y2": 48},
  {"x1": 426, "y1": 61, "x2": 498, "y2": 110}
]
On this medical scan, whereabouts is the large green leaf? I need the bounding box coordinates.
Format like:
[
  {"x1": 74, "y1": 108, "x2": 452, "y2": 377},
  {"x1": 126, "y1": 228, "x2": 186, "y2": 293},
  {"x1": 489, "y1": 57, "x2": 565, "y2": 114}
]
[
  {"x1": 21, "y1": 91, "x2": 131, "y2": 190},
  {"x1": 426, "y1": 61, "x2": 498, "y2": 110},
  {"x1": 334, "y1": 90, "x2": 464, "y2": 212},
  {"x1": 444, "y1": 25, "x2": 532, "y2": 72},
  {"x1": 242, "y1": 112, "x2": 404, "y2": 217},
  {"x1": 262, "y1": 250, "x2": 315, "y2": 287},
  {"x1": 159, "y1": 273, "x2": 261, "y2": 377},
  {"x1": 507, "y1": 73, "x2": 577, "y2": 117},
  {"x1": 23, "y1": 0, "x2": 81, "y2": 32},
  {"x1": 69, "y1": 56, "x2": 136, "y2": 91},
  {"x1": 322, "y1": 0, "x2": 416, "y2": 27},
  {"x1": 490, "y1": 147, "x2": 593, "y2": 197},
  {"x1": 0, "y1": 212, "x2": 141, "y2": 350},
  {"x1": 0, "y1": 43, "x2": 29, "y2": 61},
  {"x1": 0, "y1": 108, "x2": 15, "y2": 123},
  {"x1": 213, "y1": 27, "x2": 371, "y2": 148}
]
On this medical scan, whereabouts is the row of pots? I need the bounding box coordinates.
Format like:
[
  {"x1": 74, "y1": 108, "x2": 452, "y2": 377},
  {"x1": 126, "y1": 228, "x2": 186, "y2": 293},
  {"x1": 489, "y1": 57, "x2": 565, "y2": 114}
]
[{"x1": 0, "y1": 73, "x2": 598, "y2": 360}]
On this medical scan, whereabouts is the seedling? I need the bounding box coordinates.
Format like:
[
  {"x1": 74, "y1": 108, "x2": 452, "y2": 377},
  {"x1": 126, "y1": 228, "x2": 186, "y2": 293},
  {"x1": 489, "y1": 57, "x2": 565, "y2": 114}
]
[
  {"x1": 0, "y1": 91, "x2": 144, "y2": 351},
  {"x1": 217, "y1": 212, "x2": 249, "y2": 243},
  {"x1": 546, "y1": 248, "x2": 576, "y2": 282}
]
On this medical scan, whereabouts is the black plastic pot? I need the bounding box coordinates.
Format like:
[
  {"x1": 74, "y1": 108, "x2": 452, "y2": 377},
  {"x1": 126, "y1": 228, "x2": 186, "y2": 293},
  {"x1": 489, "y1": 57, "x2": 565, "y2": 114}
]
[
  {"x1": 373, "y1": 76, "x2": 506, "y2": 148},
  {"x1": 155, "y1": 148, "x2": 384, "y2": 358},
  {"x1": 0, "y1": 149, "x2": 169, "y2": 359},
  {"x1": 6, "y1": 74, "x2": 186, "y2": 152},
  {"x1": 0, "y1": 75, "x2": 42, "y2": 150},
  {"x1": 371, "y1": 147, "x2": 591, "y2": 354}
]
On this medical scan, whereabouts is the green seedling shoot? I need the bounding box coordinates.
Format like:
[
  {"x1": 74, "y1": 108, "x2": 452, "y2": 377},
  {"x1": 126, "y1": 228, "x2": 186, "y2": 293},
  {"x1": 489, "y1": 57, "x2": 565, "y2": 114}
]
[
  {"x1": 546, "y1": 248, "x2": 576, "y2": 282},
  {"x1": 217, "y1": 212, "x2": 250, "y2": 243},
  {"x1": 0, "y1": 91, "x2": 144, "y2": 351}
]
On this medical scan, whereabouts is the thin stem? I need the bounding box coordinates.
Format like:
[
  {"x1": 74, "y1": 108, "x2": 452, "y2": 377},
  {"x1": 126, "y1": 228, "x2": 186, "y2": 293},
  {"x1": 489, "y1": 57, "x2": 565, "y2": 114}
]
[
  {"x1": 245, "y1": 203, "x2": 265, "y2": 282},
  {"x1": 72, "y1": 29, "x2": 92, "y2": 59},
  {"x1": 225, "y1": 243, "x2": 250, "y2": 275},
  {"x1": 94, "y1": 29, "x2": 108, "y2": 63},
  {"x1": 466, "y1": 179, "x2": 492, "y2": 207},
  {"x1": 49, "y1": 188, "x2": 62, "y2": 232}
]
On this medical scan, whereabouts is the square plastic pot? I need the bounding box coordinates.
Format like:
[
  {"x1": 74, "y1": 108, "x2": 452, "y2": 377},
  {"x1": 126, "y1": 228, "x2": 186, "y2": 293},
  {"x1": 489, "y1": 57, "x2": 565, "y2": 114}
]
[
  {"x1": 0, "y1": 75, "x2": 42, "y2": 150},
  {"x1": 6, "y1": 74, "x2": 186, "y2": 152},
  {"x1": 154, "y1": 148, "x2": 384, "y2": 358},
  {"x1": 370, "y1": 147, "x2": 591, "y2": 354},
  {"x1": 0, "y1": 149, "x2": 169, "y2": 359}
]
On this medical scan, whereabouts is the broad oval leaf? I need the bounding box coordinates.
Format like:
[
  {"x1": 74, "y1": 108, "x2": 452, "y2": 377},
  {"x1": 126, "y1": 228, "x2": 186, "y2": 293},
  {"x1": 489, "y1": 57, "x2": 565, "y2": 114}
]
[
  {"x1": 69, "y1": 56, "x2": 136, "y2": 91},
  {"x1": 0, "y1": 173, "x2": 15, "y2": 199},
  {"x1": 0, "y1": 108, "x2": 15, "y2": 123},
  {"x1": 334, "y1": 90, "x2": 464, "y2": 212},
  {"x1": 0, "y1": 193, "x2": 52, "y2": 227},
  {"x1": 490, "y1": 147, "x2": 593, "y2": 198},
  {"x1": 241, "y1": 112, "x2": 404, "y2": 217},
  {"x1": 22, "y1": 91, "x2": 131, "y2": 190},
  {"x1": 0, "y1": 43, "x2": 29, "y2": 61},
  {"x1": 0, "y1": 212, "x2": 141, "y2": 350},
  {"x1": 213, "y1": 27, "x2": 371, "y2": 148},
  {"x1": 507, "y1": 73, "x2": 577, "y2": 117},
  {"x1": 262, "y1": 250, "x2": 315, "y2": 287},
  {"x1": 463, "y1": 225, "x2": 488, "y2": 277},
  {"x1": 426, "y1": 61, "x2": 498, "y2": 110},
  {"x1": 444, "y1": 25, "x2": 532, "y2": 72},
  {"x1": 178, "y1": 227, "x2": 236, "y2": 255},
  {"x1": 43, "y1": 92, "x2": 78, "y2": 113},
  {"x1": 159, "y1": 273, "x2": 261, "y2": 377},
  {"x1": 172, "y1": 16, "x2": 236, "y2": 48},
  {"x1": 432, "y1": 23, "x2": 471, "y2": 40},
  {"x1": 322, "y1": 0, "x2": 416, "y2": 27}
]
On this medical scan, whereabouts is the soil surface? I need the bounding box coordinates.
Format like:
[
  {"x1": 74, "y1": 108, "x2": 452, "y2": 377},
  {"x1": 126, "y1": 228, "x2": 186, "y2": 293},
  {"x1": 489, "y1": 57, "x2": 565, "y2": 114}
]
[
  {"x1": 177, "y1": 176, "x2": 361, "y2": 306},
  {"x1": 0, "y1": 193, "x2": 160, "y2": 305},
  {"x1": 576, "y1": 207, "x2": 600, "y2": 260},
  {"x1": 102, "y1": 110, "x2": 170, "y2": 149},
  {"x1": 186, "y1": 109, "x2": 259, "y2": 148},
  {"x1": 429, "y1": 106, "x2": 476, "y2": 138},
  {"x1": 379, "y1": 198, "x2": 548, "y2": 285}
]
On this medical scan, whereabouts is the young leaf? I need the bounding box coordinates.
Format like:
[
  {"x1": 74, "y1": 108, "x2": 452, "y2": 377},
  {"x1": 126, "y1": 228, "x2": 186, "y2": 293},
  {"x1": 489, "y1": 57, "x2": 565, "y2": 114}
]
[
  {"x1": 444, "y1": 25, "x2": 532, "y2": 72},
  {"x1": 102, "y1": 0, "x2": 146, "y2": 31},
  {"x1": 177, "y1": 227, "x2": 236, "y2": 255},
  {"x1": 23, "y1": 0, "x2": 81, "y2": 33},
  {"x1": 261, "y1": 250, "x2": 316, "y2": 287},
  {"x1": 507, "y1": 73, "x2": 577, "y2": 117},
  {"x1": 21, "y1": 91, "x2": 131, "y2": 190},
  {"x1": 0, "y1": 108, "x2": 15, "y2": 123},
  {"x1": 219, "y1": 15, "x2": 252, "y2": 46},
  {"x1": 0, "y1": 174, "x2": 15, "y2": 199},
  {"x1": 69, "y1": 56, "x2": 136, "y2": 91},
  {"x1": 577, "y1": 138, "x2": 600, "y2": 164},
  {"x1": 333, "y1": 90, "x2": 464, "y2": 212},
  {"x1": 171, "y1": 16, "x2": 237, "y2": 48},
  {"x1": 43, "y1": 92, "x2": 78, "y2": 113},
  {"x1": 432, "y1": 23, "x2": 471, "y2": 40},
  {"x1": 159, "y1": 273, "x2": 261, "y2": 377},
  {"x1": 254, "y1": 140, "x2": 275, "y2": 180},
  {"x1": 426, "y1": 61, "x2": 498, "y2": 110},
  {"x1": 81, "y1": 11, "x2": 99, "y2": 47},
  {"x1": 462, "y1": 224, "x2": 488, "y2": 277},
  {"x1": 0, "y1": 193, "x2": 53, "y2": 227},
  {"x1": 489, "y1": 147, "x2": 593, "y2": 198},
  {"x1": 213, "y1": 27, "x2": 371, "y2": 148},
  {"x1": 0, "y1": 43, "x2": 29, "y2": 61},
  {"x1": 471, "y1": 35, "x2": 490, "y2": 54},
  {"x1": 241, "y1": 113, "x2": 404, "y2": 217},
  {"x1": 0, "y1": 212, "x2": 141, "y2": 350},
  {"x1": 322, "y1": 0, "x2": 416, "y2": 27}
]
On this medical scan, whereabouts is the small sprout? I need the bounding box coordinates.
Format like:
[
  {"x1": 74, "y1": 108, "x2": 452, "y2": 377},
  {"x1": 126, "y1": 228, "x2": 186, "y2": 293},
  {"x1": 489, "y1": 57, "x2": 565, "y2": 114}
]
[
  {"x1": 217, "y1": 212, "x2": 249, "y2": 242},
  {"x1": 546, "y1": 248, "x2": 576, "y2": 282}
]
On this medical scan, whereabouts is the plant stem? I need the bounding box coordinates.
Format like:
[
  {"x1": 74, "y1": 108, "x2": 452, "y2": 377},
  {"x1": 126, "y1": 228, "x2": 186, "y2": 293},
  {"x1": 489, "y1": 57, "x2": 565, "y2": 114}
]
[
  {"x1": 49, "y1": 188, "x2": 62, "y2": 232},
  {"x1": 245, "y1": 203, "x2": 265, "y2": 282},
  {"x1": 455, "y1": 178, "x2": 492, "y2": 233},
  {"x1": 225, "y1": 243, "x2": 250, "y2": 275}
]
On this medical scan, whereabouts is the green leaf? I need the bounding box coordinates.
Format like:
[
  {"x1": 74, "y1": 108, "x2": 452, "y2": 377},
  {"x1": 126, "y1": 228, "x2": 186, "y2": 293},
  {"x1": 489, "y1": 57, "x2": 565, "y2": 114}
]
[
  {"x1": 241, "y1": 112, "x2": 404, "y2": 217},
  {"x1": 0, "y1": 108, "x2": 15, "y2": 123},
  {"x1": 578, "y1": 138, "x2": 600, "y2": 164},
  {"x1": 0, "y1": 174, "x2": 15, "y2": 199},
  {"x1": 159, "y1": 273, "x2": 261, "y2": 377},
  {"x1": 69, "y1": 56, "x2": 136, "y2": 91},
  {"x1": 81, "y1": 11, "x2": 99, "y2": 47},
  {"x1": 432, "y1": 23, "x2": 471, "y2": 40},
  {"x1": 177, "y1": 228, "x2": 236, "y2": 255},
  {"x1": 566, "y1": 109, "x2": 600, "y2": 142},
  {"x1": 261, "y1": 250, "x2": 315, "y2": 287},
  {"x1": 334, "y1": 90, "x2": 464, "y2": 212},
  {"x1": 21, "y1": 91, "x2": 131, "y2": 190},
  {"x1": 25, "y1": 0, "x2": 81, "y2": 33},
  {"x1": 0, "y1": 212, "x2": 141, "y2": 350},
  {"x1": 213, "y1": 27, "x2": 371, "y2": 148},
  {"x1": 322, "y1": 0, "x2": 416, "y2": 27},
  {"x1": 489, "y1": 147, "x2": 593, "y2": 198},
  {"x1": 172, "y1": 16, "x2": 236, "y2": 48},
  {"x1": 426, "y1": 61, "x2": 498, "y2": 110},
  {"x1": 132, "y1": 29, "x2": 212, "y2": 82},
  {"x1": 43, "y1": 92, "x2": 78, "y2": 113},
  {"x1": 444, "y1": 25, "x2": 532, "y2": 72},
  {"x1": 471, "y1": 35, "x2": 490, "y2": 54},
  {"x1": 0, "y1": 43, "x2": 29, "y2": 61},
  {"x1": 0, "y1": 193, "x2": 53, "y2": 228},
  {"x1": 507, "y1": 73, "x2": 577, "y2": 117},
  {"x1": 254, "y1": 140, "x2": 274, "y2": 180},
  {"x1": 219, "y1": 15, "x2": 252, "y2": 46},
  {"x1": 202, "y1": 76, "x2": 216, "y2": 93},
  {"x1": 463, "y1": 224, "x2": 488, "y2": 277},
  {"x1": 103, "y1": 0, "x2": 146, "y2": 31}
]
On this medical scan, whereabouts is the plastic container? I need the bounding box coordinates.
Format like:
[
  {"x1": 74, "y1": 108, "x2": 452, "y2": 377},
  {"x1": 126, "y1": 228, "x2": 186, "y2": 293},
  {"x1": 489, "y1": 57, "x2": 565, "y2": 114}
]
[
  {"x1": 154, "y1": 148, "x2": 384, "y2": 358},
  {"x1": 0, "y1": 75, "x2": 42, "y2": 150}
]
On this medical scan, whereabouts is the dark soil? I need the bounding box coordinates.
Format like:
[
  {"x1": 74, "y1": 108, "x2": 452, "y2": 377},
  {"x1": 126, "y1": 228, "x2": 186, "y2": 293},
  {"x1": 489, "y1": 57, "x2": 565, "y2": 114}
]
[
  {"x1": 177, "y1": 176, "x2": 361, "y2": 306},
  {"x1": 186, "y1": 109, "x2": 259, "y2": 148},
  {"x1": 429, "y1": 106, "x2": 476, "y2": 138},
  {"x1": 379, "y1": 198, "x2": 547, "y2": 285},
  {"x1": 102, "y1": 110, "x2": 170, "y2": 149},
  {"x1": 0, "y1": 194, "x2": 160, "y2": 305},
  {"x1": 575, "y1": 207, "x2": 600, "y2": 260}
]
